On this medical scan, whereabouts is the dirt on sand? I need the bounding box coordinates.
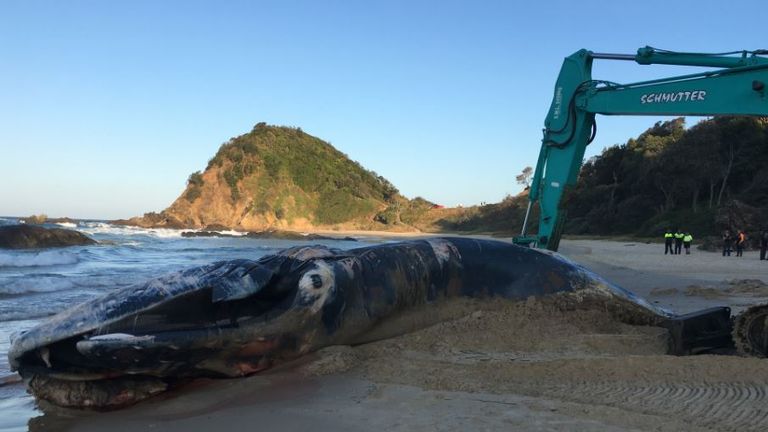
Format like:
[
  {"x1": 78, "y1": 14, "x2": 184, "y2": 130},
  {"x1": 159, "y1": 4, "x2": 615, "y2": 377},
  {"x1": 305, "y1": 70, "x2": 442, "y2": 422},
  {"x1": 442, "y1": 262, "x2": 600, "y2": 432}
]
[{"x1": 659, "y1": 279, "x2": 768, "y2": 301}]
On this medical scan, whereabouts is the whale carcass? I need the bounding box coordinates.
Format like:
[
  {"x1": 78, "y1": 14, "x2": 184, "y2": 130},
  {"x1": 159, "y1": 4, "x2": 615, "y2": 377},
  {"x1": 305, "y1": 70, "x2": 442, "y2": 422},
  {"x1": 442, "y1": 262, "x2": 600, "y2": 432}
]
[{"x1": 8, "y1": 237, "x2": 733, "y2": 408}]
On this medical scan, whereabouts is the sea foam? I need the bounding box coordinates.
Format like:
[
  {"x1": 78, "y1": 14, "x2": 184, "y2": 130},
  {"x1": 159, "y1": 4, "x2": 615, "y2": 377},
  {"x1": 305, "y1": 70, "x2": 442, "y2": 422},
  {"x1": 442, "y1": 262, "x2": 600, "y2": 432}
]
[
  {"x1": 79, "y1": 222, "x2": 190, "y2": 238},
  {"x1": 216, "y1": 230, "x2": 247, "y2": 237}
]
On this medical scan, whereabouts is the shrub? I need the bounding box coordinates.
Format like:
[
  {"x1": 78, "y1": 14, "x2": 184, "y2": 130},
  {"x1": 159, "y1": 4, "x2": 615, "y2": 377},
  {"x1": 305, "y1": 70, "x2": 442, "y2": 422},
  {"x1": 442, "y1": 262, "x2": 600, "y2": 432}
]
[
  {"x1": 185, "y1": 188, "x2": 202, "y2": 202},
  {"x1": 187, "y1": 171, "x2": 204, "y2": 187}
]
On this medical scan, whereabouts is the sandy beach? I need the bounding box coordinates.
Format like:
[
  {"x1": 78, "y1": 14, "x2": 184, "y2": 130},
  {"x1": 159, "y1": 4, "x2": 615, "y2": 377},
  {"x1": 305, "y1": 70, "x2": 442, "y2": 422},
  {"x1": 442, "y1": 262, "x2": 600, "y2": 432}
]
[{"x1": 20, "y1": 239, "x2": 768, "y2": 432}]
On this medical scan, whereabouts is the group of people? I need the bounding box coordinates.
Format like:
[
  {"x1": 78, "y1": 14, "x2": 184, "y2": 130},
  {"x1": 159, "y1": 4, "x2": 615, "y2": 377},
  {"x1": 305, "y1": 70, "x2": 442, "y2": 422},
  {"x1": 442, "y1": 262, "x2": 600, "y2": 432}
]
[
  {"x1": 721, "y1": 229, "x2": 748, "y2": 257},
  {"x1": 663, "y1": 229, "x2": 693, "y2": 255},
  {"x1": 665, "y1": 228, "x2": 768, "y2": 259},
  {"x1": 721, "y1": 229, "x2": 768, "y2": 259}
]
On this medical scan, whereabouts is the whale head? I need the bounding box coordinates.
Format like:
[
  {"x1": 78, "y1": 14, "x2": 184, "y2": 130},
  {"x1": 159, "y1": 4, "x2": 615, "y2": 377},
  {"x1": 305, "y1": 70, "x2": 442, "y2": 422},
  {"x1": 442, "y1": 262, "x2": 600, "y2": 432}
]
[{"x1": 8, "y1": 245, "x2": 352, "y2": 408}]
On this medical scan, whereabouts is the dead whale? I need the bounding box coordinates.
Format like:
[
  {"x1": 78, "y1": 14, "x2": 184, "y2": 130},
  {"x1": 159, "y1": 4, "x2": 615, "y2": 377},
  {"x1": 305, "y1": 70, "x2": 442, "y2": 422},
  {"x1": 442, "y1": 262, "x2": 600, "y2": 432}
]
[{"x1": 8, "y1": 237, "x2": 732, "y2": 408}]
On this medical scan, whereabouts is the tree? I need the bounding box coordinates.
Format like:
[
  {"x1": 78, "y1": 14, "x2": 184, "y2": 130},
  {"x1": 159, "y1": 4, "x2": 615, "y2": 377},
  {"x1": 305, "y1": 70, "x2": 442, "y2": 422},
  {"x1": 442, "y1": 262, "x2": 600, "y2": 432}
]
[{"x1": 516, "y1": 166, "x2": 533, "y2": 189}]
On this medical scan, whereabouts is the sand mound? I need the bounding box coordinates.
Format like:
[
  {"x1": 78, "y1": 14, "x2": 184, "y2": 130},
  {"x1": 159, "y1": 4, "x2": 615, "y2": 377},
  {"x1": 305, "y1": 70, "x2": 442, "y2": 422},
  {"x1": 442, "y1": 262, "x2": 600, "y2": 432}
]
[
  {"x1": 300, "y1": 297, "x2": 671, "y2": 391},
  {"x1": 684, "y1": 285, "x2": 725, "y2": 299},
  {"x1": 356, "y1": 297, "x2": 669, "y2": 360},
  {"x1": 680, "y1": 280, "x2": 768, "y2": 300},
  {"x1": 296, "y1": 298, "x2": 768, "y2": 432},
  {"x1": 298, "y1": 297, "x2": 669, "y2": 379},
  {"x1": 726, "y1": 279, "x2": 768, "y2": 296}
]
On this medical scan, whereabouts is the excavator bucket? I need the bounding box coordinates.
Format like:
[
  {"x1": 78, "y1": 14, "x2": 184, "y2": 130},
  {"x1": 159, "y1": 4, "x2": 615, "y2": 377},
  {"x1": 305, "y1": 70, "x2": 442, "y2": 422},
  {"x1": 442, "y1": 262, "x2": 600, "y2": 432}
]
[{"x1": 661, "y1": 306, "x2": 733, "y2": 355}]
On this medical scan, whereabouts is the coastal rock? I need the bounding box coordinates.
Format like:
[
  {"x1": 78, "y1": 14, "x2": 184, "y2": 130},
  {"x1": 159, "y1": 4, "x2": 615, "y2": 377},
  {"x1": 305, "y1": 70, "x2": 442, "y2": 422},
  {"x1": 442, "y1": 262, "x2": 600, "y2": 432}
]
[
  {"x1": 18, "y1": 215, "x2": 47, "y2": 225},
  {"x1": 0, "y1": 225, "x2": 97, "y2": 249},
  {"x1": 180, "y1": 229, "x2": 356, "y2": 241},
  {"x1": 112, "y1": 212, "x2": 186, "y2": 229},
  {"x1": 47, "y1": 217, "x2": 79, "y2": 225},
  {"x1": 181, "y1": 231, "x2": 236, "y2": 238},
  {"x1": 245, "y1": 230, "x2": 356, "y2": 241}
]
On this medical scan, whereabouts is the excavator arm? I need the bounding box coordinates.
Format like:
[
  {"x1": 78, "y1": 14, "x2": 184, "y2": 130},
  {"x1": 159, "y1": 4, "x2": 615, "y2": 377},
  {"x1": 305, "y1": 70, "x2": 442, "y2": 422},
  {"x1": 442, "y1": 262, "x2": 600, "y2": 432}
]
[{"x1": 516, "y1": 47, "x2": 768, "y2": 251}]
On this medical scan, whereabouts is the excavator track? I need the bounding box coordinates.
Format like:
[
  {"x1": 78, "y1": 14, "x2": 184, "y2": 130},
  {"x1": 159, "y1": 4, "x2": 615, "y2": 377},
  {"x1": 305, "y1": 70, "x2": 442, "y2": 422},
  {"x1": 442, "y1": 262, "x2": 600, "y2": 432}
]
[{"x1": 733, "y1": 303, "x2": 768, "y2": 357}]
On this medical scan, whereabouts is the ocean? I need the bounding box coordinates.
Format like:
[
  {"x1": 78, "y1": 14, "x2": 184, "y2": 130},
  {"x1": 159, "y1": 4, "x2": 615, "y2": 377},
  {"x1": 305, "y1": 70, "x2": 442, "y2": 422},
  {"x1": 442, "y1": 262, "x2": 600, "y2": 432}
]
[{"x1": 0, "y1": 217, "x2": 366, "y2": 431}]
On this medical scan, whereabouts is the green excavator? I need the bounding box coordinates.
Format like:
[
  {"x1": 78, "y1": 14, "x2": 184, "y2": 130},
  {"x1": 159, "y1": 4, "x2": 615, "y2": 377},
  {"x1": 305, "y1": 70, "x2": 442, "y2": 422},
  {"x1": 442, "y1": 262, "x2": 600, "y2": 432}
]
[
  {"x1": 515, "y1": 47, "x2": 768, "y2": 357},
  {"x1": 515, "y1": 46, "x2": 768, "y2": 251}
]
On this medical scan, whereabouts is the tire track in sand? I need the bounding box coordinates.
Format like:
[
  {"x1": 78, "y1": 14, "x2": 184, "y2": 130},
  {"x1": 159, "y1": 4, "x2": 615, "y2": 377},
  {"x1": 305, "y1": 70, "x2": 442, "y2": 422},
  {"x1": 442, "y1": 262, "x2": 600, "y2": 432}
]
[{"x1": 540, "y1": 380, "x2": 768, "y2": 432}]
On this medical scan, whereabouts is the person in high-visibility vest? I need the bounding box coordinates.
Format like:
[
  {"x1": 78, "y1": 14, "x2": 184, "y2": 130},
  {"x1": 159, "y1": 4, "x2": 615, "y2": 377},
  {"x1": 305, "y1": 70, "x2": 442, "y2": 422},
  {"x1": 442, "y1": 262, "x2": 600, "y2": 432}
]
[
  {"x1": 664, "y1": 229, "x2": 674, "y2": 255},
  {"x1": 674, "y1": 229, "x2": 685, "y2": 255},
  {"x1": 683, "y1": 232, "x2": 693, "y2": 255}
]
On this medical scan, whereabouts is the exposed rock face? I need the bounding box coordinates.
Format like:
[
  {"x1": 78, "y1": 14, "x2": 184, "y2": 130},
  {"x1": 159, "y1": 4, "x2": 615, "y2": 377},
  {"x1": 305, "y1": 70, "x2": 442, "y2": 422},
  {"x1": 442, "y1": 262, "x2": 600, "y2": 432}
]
[{"x1": 0, "y1": 225, "x2": 97, "y2": 249}]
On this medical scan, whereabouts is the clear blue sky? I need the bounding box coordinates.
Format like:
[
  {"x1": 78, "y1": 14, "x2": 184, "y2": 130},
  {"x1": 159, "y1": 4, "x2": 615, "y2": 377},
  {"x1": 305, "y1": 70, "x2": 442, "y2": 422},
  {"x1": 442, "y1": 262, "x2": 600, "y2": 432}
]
[{"x1": 1, "y1": 0, "x2": 764, "y2": 219}]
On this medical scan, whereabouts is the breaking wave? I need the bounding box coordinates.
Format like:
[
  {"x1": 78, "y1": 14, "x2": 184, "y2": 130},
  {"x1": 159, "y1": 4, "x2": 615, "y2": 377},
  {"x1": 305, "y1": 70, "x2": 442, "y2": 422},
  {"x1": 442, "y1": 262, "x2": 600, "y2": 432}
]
[
  {"x1": 0, "y1": 309, "x2": 55, "y2": 322},
  {"x1": 0, "y1": 278, "x2": 76, "y2": 296},
  {"x1": 0, "y1": 250, "x2": 79, "y2": 268},
  {"x1": 79, "y1": 222, "x2": 190, "y2": 238},
  {"x1": 214, "y1": 230, "x2": 248, "y2": 237},
  {"x1": 0, "y1": 217, "x2": 18, "y2": 226}
]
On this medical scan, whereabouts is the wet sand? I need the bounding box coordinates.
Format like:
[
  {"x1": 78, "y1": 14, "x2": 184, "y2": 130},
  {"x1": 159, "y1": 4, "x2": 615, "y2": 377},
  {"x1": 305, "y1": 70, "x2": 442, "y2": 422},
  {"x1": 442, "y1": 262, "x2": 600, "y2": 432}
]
[
  {"x1": 558, "y1": 239, "x2": 768, "y2": 314},
  {"x1": 21, "y1": 239, "x2": 768, "y2": 431}
]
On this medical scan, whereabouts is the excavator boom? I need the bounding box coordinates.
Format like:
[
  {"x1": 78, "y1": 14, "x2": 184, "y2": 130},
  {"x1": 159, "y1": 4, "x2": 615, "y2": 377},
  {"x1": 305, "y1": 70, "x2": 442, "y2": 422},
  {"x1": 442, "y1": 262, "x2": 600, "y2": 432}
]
[{"x1": 516, "y1": 46, "x2": 768, "y2": 251}]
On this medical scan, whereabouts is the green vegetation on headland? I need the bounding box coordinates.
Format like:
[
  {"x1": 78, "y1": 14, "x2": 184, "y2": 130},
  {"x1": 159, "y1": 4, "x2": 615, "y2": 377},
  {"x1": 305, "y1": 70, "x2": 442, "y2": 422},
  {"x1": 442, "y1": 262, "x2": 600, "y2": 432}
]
[
  {"x1": 124, "y1": 118, "x2": 768, "y2": 242},
  {"x1": 205, "y1": 123, "x2": 399, "y2": 224}
]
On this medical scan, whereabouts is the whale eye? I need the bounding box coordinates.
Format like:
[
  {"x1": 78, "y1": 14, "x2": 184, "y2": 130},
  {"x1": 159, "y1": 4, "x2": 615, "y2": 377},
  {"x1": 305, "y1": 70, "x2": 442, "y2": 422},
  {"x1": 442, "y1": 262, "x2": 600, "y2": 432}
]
[{"x1": 310, "y1": 274, "x2": 323, "y2": 289}]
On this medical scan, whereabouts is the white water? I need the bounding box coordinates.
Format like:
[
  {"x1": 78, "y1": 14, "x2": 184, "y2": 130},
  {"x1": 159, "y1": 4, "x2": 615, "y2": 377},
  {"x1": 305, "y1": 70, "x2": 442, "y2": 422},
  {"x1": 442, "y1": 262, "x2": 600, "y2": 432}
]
[
  {"x1": 77, "y1": 221, "x2": 195, "y2": 238},
  {"x1": 0, "y1": 250, "x2": 79, "y2": 268}
]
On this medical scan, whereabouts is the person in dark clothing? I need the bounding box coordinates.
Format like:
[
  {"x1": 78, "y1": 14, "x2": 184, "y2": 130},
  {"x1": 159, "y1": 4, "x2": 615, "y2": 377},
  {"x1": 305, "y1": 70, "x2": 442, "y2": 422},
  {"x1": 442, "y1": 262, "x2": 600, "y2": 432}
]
[
  {"x1": 674, "y1": 229, "x2": 684, "y2": 255},
  {"x1": 664, "y1": 229, "x2": 674, "y2": 255},
  {"x1": 722, "y1": 230, "x2": 733, "y2": 257},
  {"x1": 761, "y1": 230, "x2": 768, "y2": 261},
  {"x1": 736, "y1": 230, "x2": 746, "y2": 257}
]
